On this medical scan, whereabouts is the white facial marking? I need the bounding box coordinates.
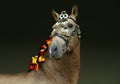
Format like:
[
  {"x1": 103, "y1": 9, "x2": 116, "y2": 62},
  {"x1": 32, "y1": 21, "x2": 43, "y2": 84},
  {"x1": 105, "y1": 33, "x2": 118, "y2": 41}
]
[
  {"x1": 61, "y1": 21, "x2": 67, "y2": 25},
  {"x1": 52, "y1": 29, "x2": 56, "y2": 33},
  {"x1": 56, "y1": 22, "x2": 60, "y2": 26},
  {"x1": 61, "y1": 28, "x2": 69, "y2": 34},
  {"x1": 66, "y1": 29, "x2": 69, "y2": 34},
  {"x1": 65, "y1": 21, "x2": 68, "y2": 24},
  {"x1": 63, "y1": 22, "x2": 66, "y2": 25}
]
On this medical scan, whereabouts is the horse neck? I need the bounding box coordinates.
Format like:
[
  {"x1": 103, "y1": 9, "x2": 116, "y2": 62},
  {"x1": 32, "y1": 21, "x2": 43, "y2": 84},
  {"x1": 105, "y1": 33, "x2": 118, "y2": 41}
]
[{"x1": 40, "y1": 35, "x2": 80, "y2": 84}]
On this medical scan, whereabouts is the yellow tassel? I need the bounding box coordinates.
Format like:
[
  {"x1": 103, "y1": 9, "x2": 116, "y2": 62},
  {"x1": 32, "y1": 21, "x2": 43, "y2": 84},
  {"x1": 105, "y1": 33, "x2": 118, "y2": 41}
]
[
  {"x1": 46, "y1": 39, "x2": 51, "y2": 45},
  {"x1": 39, "y1": 56, "x2": 45, "y2": 62},
  {"x1": 32, "y1": 55, "x2": 38, "y2": 64},
  {"x1": 40, "y1": 49, "x2": 45, "y2": 52}
]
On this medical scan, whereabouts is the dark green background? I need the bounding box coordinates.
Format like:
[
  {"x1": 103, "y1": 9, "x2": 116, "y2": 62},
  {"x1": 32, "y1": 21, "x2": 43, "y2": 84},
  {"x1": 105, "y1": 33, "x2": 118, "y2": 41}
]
[{"x1": 0, "y1": 0, "x2": 120, "y2": 84}]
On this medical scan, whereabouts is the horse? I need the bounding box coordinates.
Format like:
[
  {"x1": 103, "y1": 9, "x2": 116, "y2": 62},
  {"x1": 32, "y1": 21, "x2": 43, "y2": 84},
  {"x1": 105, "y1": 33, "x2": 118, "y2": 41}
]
[{"x1": 0, "y1": 5, "x2": 81, "y2": 84}]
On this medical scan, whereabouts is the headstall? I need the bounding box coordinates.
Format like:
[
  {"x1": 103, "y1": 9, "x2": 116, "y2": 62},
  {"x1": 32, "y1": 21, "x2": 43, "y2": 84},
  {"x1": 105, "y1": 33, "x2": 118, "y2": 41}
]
[{"x1": 51, "y1": 11, "x2": 81, "y2": 52}]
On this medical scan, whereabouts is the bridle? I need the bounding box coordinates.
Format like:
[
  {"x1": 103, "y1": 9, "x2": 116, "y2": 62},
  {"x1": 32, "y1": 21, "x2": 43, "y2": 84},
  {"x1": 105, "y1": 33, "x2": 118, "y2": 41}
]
[
  {"x1": 28, "y1": 18, "x2": 81, "y2": 71},
  {"x1": 50, "y1": 15, "x2": 81, "y2": 52},
  {"x1": 28, "y1": 10, "x2": 81, "y2": 72}
]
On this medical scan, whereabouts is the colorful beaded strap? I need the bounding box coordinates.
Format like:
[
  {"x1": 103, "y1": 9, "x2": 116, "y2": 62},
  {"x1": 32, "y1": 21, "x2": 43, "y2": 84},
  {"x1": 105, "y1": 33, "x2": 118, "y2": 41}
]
[{"x1": 28, "y1": 37, "x2": 52, "y2": 72}]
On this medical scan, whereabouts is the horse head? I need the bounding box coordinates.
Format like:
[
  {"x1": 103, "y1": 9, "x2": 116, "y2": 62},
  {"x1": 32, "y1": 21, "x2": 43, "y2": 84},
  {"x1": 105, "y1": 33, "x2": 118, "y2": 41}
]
[{"x1": 49, "y1": 5, "x2": 81, "y2": 59}]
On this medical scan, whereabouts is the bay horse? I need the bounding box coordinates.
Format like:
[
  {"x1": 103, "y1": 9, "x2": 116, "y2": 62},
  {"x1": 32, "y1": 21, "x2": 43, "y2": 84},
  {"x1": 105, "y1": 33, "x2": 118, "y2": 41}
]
[{"x1": 0, "y1": 5, "x2": 81, "y2": 84}]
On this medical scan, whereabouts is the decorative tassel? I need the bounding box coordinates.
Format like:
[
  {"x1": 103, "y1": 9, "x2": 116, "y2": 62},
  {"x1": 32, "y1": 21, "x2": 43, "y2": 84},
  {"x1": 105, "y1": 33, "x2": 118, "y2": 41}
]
[
  {"x1": 32, "y1": 55, "x2": 38, "y2": 64},
  {"x1": 38, "y1": 56, "x2": 46, "y2": 62},
  {"x1": 40, "y1": 49, "x2": 46, "y2": 55},
  {"x1": 29, "y1": 63, "x2": 39, "y2": 71},
  {"x1": 28, "y1": 37, "x2": 52, "y2": 72},
  {"x1": 46, "y1": 37, "x2": 52, "y2": 45},
  {"x1": 41, "y1": 44, "x2": 47, "y2": 49}
]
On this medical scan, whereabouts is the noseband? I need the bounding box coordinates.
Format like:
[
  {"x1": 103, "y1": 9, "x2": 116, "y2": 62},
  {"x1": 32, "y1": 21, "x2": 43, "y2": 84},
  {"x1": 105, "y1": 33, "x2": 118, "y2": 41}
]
[{"x1": 50, "y1": 17, "x2": 81, "y2": 52}]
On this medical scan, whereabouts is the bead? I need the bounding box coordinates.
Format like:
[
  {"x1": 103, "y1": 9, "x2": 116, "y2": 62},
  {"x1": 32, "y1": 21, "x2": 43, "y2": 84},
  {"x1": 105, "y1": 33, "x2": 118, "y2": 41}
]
[{"x1": 78, "y1": 35, "x2": 81, "y2": 38}]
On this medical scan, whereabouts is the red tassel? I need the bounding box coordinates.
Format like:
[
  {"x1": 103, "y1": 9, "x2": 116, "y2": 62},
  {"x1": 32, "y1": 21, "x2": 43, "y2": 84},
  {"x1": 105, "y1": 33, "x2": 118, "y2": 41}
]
[
  {"x1": 46, "y1": 37, "x2": 52, "y2": 45},
  {"x1": 29, "y1": 63, "x2": 38, "y2": 71},
  {"x1": 40, "y1": 49, "x2": 45, "y2": 55},
  {"x1": 29, "y1": 37, "x2": 52, "y2": 71},
  {"x1": 41, "y1": 44, "x2": 47, "y2": 49}
]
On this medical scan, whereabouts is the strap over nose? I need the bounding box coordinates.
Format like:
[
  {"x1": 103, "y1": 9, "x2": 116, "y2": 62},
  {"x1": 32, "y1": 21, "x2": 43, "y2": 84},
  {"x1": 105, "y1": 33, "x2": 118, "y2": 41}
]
[{"x1": 51, "y1": 25, "x2": 81, "y2": 53}]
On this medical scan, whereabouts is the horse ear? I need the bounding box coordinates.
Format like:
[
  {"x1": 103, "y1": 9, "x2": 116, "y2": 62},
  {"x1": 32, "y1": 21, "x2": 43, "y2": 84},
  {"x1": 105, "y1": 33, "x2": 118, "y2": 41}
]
[
  {"x1": 52, "y1": 10, "x2": 59, "y2": 21},
  {"x1": 71, "y1": 5, "x2": 78, "y2": 20}
]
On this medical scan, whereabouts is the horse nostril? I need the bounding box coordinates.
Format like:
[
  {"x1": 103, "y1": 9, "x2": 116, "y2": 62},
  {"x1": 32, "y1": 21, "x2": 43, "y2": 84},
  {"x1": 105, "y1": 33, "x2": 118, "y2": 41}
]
[
  {"x1": 53, "y1": 46, "x2": 57, "y2": 52},
  {"x1": 50, "y1": 45, "x2": 58, "y2": 57}
]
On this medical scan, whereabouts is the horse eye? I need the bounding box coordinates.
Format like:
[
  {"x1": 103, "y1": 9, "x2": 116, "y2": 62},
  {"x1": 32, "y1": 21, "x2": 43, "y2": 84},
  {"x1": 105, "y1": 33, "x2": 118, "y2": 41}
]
[{"x1": 67, "y1": 23, "x2": 73, "y2": 28}]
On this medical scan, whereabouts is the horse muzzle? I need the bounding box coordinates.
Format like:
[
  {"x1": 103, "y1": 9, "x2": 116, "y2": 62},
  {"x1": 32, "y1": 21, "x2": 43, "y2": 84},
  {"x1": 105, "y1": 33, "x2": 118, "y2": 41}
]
[{"x1": 48, "y1": 36, "x2": 66, "y2": 59}]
